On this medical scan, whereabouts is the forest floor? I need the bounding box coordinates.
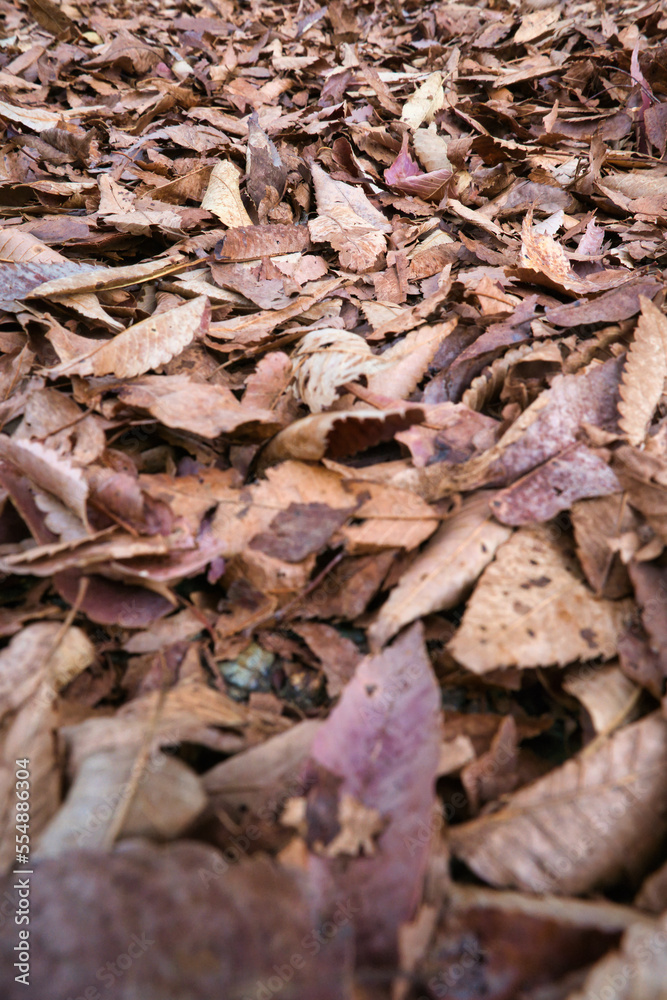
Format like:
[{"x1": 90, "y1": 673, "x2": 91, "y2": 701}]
[{"x1": 1, "y1": 0, "x2": 667, "y2": 997}]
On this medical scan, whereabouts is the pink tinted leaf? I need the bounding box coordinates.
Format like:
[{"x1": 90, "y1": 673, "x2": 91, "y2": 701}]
[
  {"x1": 302, "y1": 623, "x2": 442, "y2": 963},
  {"x1": 384, "y1": 134, "x2": 422, "y2": 186}
]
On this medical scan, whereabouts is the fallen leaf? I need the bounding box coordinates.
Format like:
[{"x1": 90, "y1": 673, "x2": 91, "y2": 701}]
[
  {"x1": 258, "y1": 404, "x2": 424, "y2": 465},
  {"x1": 448, "y1": 526, "x2": 634, "y2": 673},
  {"x1": 308, "y1": 162, "x2": 391, "y2": 272},
  {"x1": 50, "y1": 296, "x2": 210, "y2": 378},
  {"x1": 450, "y1": 712, "x2": 667, "y2": 895},
  {"x1": 201, "y1": 160, "x2": 253, "y2": 227},
  {"x1": 369, "y1": 491, "x2": 511, "y2": 649},
  {"x1": 291, "y1": 328, "x2": 390, "y2": 411},
  {"x1": 401, "y1": 72, "x2": 446, "y2": 130},
  {"x1": 618, "y1": 296, "x2": 667, "y2": 446},
  {"x1": 302, "y1": 624, "x2": 442, "y2": 962}
]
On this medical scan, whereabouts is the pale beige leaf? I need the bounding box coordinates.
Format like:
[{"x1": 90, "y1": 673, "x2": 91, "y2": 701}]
[
  {"x1": 369, "y1": 491, "x2": 511, "y2": 649},
  {"x1": 448, "y1": 525, "x2": 634, "y2": 673},
  {"x1": 450, "y1": 712, "x2": 667, "y2": 895},
  {"x1": 0, "y1": 436, "x2": 89, "y2": 528},
  {"x1": 50, "y1": 296, "x2": 210, "y2": 378},
  {"x1": 308, "y1": 163, "x2": 390, "y2": 273},
  {"x1": 65, "y1": 677, "x2": 246, "y2": 771},
  {"x1": 33, "y1": 490, "x2": 87, "y2": 542},
  {"x1": 337, "y1": 480, "x2": 439, "y2": 555},
  {"x1": 201, "y1": 160, "x2": 253, "y2": 227},
  {"x1": 400, "y1": 72, "x2": 445, "y2": 130},
  {"x1": 413, "y1": 123, "x2": 451, "y2": 172},
  {"x1": 366, "y1": 319, "x2": 457, "y2": 400},
  {"x1": 618, "y1": 296, "x2": 667, "y2": 446},
  {"x1": 563, "y1": 663, "x2": 639, "y2": 735},
  {"x1": 291, "y1": 328, "x2": 390, "y2": 412},
  {"x1": 36, "y1": 747, "x2": 207, "y2": 857},
  {"x1": 566, "y1": 914, "x2": 667, "y2": 1000},
  {"x1": 0, "y1": 622, "x2": 94, "y2": 711},
  {"x1": 0, "y1": 623, "x2": 95, "y2": 869}
]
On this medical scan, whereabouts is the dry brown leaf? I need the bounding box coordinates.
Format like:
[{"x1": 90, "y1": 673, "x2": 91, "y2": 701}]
[
  {"x1": 308, "y1": 162, "x2": 391, "y2": 272},
  {"x1": 369, "y1": 491, "x2": 512, "y2": 650},
  {"x1": 618, "y1": 296, "x2": 667, "y2": 446},
  {"x1": 571, "y1": 494, "x2": 636, "y2": 599},
  {"x1": 27, "y1": 254, "x2": 185, "y2": 299},
  {"x1": 366, "y1": 319, "x2": 457, "y2": 400},
  {"x1": 0, "y1": 98, "x2": 103, "y2": 132},
  {"x1": 0, "y1": 436, "x2": 89, "y2": 529},
  {"x1": 613, "y1": 446, "x2": 667, "y2": 543},
  {"x1": 513, "y1": 209, "x2": 630, "y2": 296},
  {"x1": 49, "y1": 296, "x2": 210, "y2": 378},
  {"x1": 201, "y1": 160, "x2": 253, "y2": 227},
  {"x1": 448, "y1": 525, "x2": 634, "y2": 673},
  {"x1": 0, "y1": 624, "x2": 95, "y2": 869},
  {"x1": 0, "y1": 227, "x2": 122, "y2": 330},
  {"x1": 216, "y1": 224, "x2": 311, "y2": 261},
  {"x1": 450, "y1": 712, "x2": 667, "y2": 895},
  {"x1": 291, "y1": 328, "x2": 390, "y2": 411},
  {"x1": 258, "y1": 404, "x2": 424, "y2": 466},
  {"x1": 203, "y1": 719, "x2": 322, "y2": 821},
  {"x1": 336, "y1": 479, "x2": 439, "y2": 555},
  {"x1": 118, "y1": 375, "x2": 280, "y2": 439}
]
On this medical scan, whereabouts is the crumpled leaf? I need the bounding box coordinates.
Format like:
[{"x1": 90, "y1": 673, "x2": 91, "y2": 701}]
[
  {"x1": 400, "y1": 72, "x2": 446, "y2": 130},
  {"x1": 201, "y1": 160, "x2": 253, "y2": 227},
  {"x1": 613, "y1": 446, "x2": 667, "y2": 543},
  {"x1": 308, "y1": 162, "x2": 391, "y2": 272},
  {"x1": 450, "y1": 712, "x2": 667, "y2": 896},
  {"x1": 413, "y1": 123, "x2": 452, "y2": 171},
  {"x1": 258, "y1": 404, "x2": 424, "y2": 466},
  {"x1": 366, "y1": 319, "x2": 457, "y2": 399},
  {"x1": 448, "y1": 525, "x2": 634, "y2": 673},
  {"x1": 618, "y1": 295, "x2": 667, "y2": 446},
  {"x1": 291, "y1": 328, "x2": 390, "y2": 411},
  {"x1": 511, "y1": 208, "x2": 631, "y2": 296}
]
